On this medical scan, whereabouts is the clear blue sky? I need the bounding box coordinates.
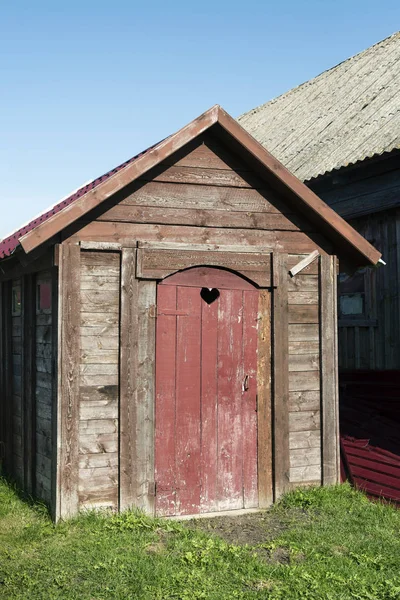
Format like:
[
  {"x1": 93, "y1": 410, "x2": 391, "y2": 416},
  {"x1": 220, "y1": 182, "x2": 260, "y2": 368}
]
[{"x1": 1, "y1": 1, "x2": 399, "y2": 238}]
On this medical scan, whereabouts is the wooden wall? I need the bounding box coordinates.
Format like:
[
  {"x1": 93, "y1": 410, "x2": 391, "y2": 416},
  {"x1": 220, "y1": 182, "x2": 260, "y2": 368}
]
[
  {"x1": 309, "y1": 154, "x2": 400, "y2": 371},
  {"x1": 287, "y1": 257, "x2": 321, "y2": 485},
  {"x1": 78, "y1": 251, "x2": 120, "y2": 509},
  {"x1": 63, "y1": 133, "x2": 332, "y2": 258},
  {"x1": 310, "y1": 151, "x2": 400, "y2": 221},
  {"x1": 35, "y1": 271, "x2": 53, "y2": 504},
  {"x1": 0, "y1": 256, "x2": 56, "y2": 510},
  {"x1": 11, "y1": 279, "x2": 23, "y2": 486},
  {"x1": 337, "y1": 210, "x2": 400, "y2": 370}
]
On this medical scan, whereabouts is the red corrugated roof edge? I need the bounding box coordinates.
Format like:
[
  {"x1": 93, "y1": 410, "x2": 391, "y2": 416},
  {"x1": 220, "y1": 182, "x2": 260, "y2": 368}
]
[{"x1": 0, "y1": 141, "x2": 161, "y2": 260}]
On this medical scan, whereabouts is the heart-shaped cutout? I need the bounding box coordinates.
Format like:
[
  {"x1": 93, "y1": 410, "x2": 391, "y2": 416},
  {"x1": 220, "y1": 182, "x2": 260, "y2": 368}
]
[{"x1": 200, "y1": 287, "x2": 220, "y2": 305}]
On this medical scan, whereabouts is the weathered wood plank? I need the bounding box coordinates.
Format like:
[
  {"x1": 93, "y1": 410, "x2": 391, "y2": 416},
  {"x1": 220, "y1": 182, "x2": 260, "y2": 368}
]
[
  {"x1": 36, "y1": 431, "x2": 52, "y2": 458},
  {"x1": 80, "y1": 325, "x2": 119, "y2": 337},
  {"x1": 273, "y1": 253, "x2": 290, "y2": 500},
  {"x1": 287, "y1": 255, "x2": 319, "y2": 275},
  {"x1": 36, "y1": 357, "x2": 52, "y2": 374},
  {"x1": 119, "y1": 247, "x2": 138, "y2": 510},
  {"x1": 137, "y1": 248, "x2": 272, "y2": 287},
  {"x1": 36, "y1": 371, "x2": 52, "y2": 390},
  {"x1": 289, "y1": 430, "x2": 321, "y2": 450},
  {"x1": 319, "y1": 254, "x2": 339, "y2": 485},
  {"x1": 288, "y1": 291, "x2": 318, "y2": 305},
  {"x1": 288, "y1": 250, "x2": 319, "y2": 277},
  {"x1": 36, "y1": 313, "x2": 52, "y2": 326},
  {"x1": 80, "y1": 265, "x2": 120, "y2": 277},
  {"x1": 121, "y1": 180, "x2": 290, "y2": 214},
  {"x1": 78, "y1": 487, "x2": 118, "y2": 508},
  {"x1": 59, "y1": 244, "x2": 81, "y2": 518},
  {"x1": 142, "y1": 165, "x2": 256, "y2": 188},
  {"x1": 290, "y1": 447, "x2": 321, "y2": 468},
  {"x1": 79, "y1": 364, "x2": 118, "y2": 375},
  {"x1": 98, "y1": 204, "x2": 309, "y2": 232},
  {"x1": 79, "y1": 433, "x2": 118, "y2": 454},
  {"x1": 289, "y1": 371, "x2": 320, "y2": 392},
  {"x1": 80, "y1": 337, "x2": 119, "y2": 353},
  {"x1": 136, "y1": 280, "x2": 156, "y2": 513},
  {"x1": 257, "y1": 290, "x2": 273, "y2": 507},
  {"x1": 290, "y1": 465, "x2": 321, "y2": 483},
  {"x1": 80, "y1": 276, "x2": 119, "y2": 291},
  {"x1": 72, "y1": 222, "x2": 329, "y2": 255},
  {"x1": 288, "y1": 340, "x2": 319, "y2": 354},
  {"x1": 287, "y1": 274, "x2": 319, "y2": 291},
  {"x1": 79, "y1": 419, "x2": 117, "y2": 435},
  {"x1": 36, "y1": 325, "x2": 52, "y2": 343},
  {"x1": 36, "y1": 343, "x2": 52, "y2": 358},
  {"x1": 80, "y1": 397, "x2": 118, "y2": 420},
  {"x1": 289, "y1": 353, "x2": 319, "y2": 372},
  {"x1": 289, "y1": 411, "x2": 320, "y2": 432},
  {"x1": 78, "y1": 251, "x2": 120, "y2": 511},
  {"x1": 80, "y1": 348, "x2": 119, "y2": 364},
  {"x1": 79, "y1": 452, "x2": 118, "y2": 469},
  {"x1": 37, "y1": 400, "x2": 52, "y2": 421},
  {"x1": 80, "y1": 252, "x2": 120, "y2": 267},
  {"x1": 288, "y1": 390, "x2": 320, "y2": 412},
  {"x1": 2, "y1": 282, "x2": 13, "y2": 475},
  {"x1": 79, "y1": 290, "x2": 119, "y2": 313},
  {"x1": 80, "y1": 312, "x2": 119, "y2": 327},
  {"x1": 288, "y1": 305, "x2": 319, "y2": 324},
  {"x1": 80, "y1": 374, "x2": 119, "y2": 387},
  {"x1": 288, "y1": 324, "x2": 319, "y2": 341}
]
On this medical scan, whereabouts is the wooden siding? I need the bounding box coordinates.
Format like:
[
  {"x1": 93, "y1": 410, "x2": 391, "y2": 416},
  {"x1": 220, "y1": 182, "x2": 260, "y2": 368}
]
[
  {"x1": 310, "y1": 155, "x2": 400, "y2": 371},
  {"x1": 35, "y1": 272, "x2": 53, "y2": 504},
  {"x1": 337, "y1": 210, "x2": 400, "y2": 370},
  {"x1": 78, "y1": 251, "x2": 120, "y2": 509},
  {"x1": 310, "y1": 154, "x2": 400, "y2": 220},
  {"x1": 11, "y1": 279, "x2": 23, "y2": 486},
  {"x1": 63, "y1": 133, "x2": 332, "y2": 258},
  {"x1": 287, "y1": 256, "x2": 322, "y2": 485}
]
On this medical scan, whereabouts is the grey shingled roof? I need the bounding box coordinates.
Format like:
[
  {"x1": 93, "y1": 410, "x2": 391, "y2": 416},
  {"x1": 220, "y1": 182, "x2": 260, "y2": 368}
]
[{"x1": 238, "y1": 31, "x2": 400, "y2": 181}]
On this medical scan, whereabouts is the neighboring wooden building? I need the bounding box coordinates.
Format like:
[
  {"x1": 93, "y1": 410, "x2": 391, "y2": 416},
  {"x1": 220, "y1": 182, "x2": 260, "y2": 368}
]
[
  {"x1": 239, "y1": 31, "x2": 400, "y2": 371},
  {"x1": 0, "y1": 106, "x2": 379, "y2": 520}
]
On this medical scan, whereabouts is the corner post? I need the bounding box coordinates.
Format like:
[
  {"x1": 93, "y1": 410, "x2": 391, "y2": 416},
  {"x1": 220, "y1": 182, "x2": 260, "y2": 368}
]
[
  {"x1": 58, "y1": 243, "x2": 81, "y2": 518},
  {"x1": 272, "y1": 253, "x2": 290, "y2": 500},
  {"x1": 319, "y1": 254, "x2": 340, "y2": 485}
]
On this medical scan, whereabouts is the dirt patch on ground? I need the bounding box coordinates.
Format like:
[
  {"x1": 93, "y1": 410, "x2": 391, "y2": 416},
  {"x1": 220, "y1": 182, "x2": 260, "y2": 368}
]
[
  {"x1": 187, "y1": 511, "x2": 284, "y2": 546},
  {"x1": 184, "y1": 508, "x2": 311, "y2": 562}
]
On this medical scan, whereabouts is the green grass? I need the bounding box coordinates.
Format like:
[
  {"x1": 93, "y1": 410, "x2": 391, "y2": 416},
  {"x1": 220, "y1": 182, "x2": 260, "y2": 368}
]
[{"x1": 1, "y1": 480, "x2": 400, "y2": 599}]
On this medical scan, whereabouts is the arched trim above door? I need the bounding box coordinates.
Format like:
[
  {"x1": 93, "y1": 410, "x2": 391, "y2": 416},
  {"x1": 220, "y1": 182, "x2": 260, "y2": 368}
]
[
  {"x1": 136, "y1": 243, "x2": 273, "y2": 288},
  {"x1": 160, "y1": 266, "x2": 257, "y2": 290}
]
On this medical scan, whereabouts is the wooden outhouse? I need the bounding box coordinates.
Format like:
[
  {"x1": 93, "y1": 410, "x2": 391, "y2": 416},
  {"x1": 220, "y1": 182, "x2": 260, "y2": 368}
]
[{"x1": 0, "y1": 106, "x2": 380, "y2": 520}]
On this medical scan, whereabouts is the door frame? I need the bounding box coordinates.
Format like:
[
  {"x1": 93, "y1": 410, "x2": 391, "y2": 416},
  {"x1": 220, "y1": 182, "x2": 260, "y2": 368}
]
[{"x1": 118, "y1": 242, "x2": 282, "y2": 514}]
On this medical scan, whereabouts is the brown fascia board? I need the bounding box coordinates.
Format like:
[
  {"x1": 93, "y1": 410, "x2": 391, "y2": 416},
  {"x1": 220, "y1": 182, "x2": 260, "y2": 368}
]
[{"x1": 19, "y1": 105, "x2": 381, "y2": 267}]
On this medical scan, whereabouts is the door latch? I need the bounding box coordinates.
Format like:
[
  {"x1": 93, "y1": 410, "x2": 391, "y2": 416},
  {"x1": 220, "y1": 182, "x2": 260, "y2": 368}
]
[{"x1": 242, "y1": 375, "x2": 249, "y2": 392}]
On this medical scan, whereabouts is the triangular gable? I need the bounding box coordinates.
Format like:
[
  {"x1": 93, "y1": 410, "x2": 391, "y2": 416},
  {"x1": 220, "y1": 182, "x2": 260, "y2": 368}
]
[{"x1": 4, "y1": 105, "x2": 381, "y2": 266}]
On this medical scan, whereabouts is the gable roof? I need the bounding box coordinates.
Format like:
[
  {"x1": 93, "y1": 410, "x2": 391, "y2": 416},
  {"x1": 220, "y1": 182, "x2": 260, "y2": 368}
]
[
  {"x1": 0, "y1": 105, "x2": 381, "y2": 267},
  {"x1": 238, "y1": 31, "x2": 400, "y2": 182}
]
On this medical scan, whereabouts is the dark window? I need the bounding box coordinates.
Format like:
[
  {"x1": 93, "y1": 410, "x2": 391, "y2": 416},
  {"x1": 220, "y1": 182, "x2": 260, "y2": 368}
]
[
  {"x1": 37, "y1": 282, "x2": 51, "y2": 312},
  {"x1": 12, "y1": 285, "x2": 21, "y2": 316},
  {"x1": 338, "y1": 270, "x2": 366, "y2": 317}
]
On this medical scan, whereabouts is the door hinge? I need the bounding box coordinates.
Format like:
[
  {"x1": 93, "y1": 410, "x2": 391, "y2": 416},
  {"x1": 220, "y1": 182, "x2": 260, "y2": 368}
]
[{"x1": 148, "y1": 481, "x2": 156, "y2": 497}]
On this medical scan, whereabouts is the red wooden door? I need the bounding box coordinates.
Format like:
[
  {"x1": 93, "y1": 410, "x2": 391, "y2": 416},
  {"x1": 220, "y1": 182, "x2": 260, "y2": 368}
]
[{"x1": 155, "y1": 267, "x2": 259, "y2": 516}]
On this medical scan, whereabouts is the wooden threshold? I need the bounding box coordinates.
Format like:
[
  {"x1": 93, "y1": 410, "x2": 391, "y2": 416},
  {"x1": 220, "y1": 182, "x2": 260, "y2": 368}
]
[{"x1": 165, "y1": 507, "x2": 267, "y2": 521}]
